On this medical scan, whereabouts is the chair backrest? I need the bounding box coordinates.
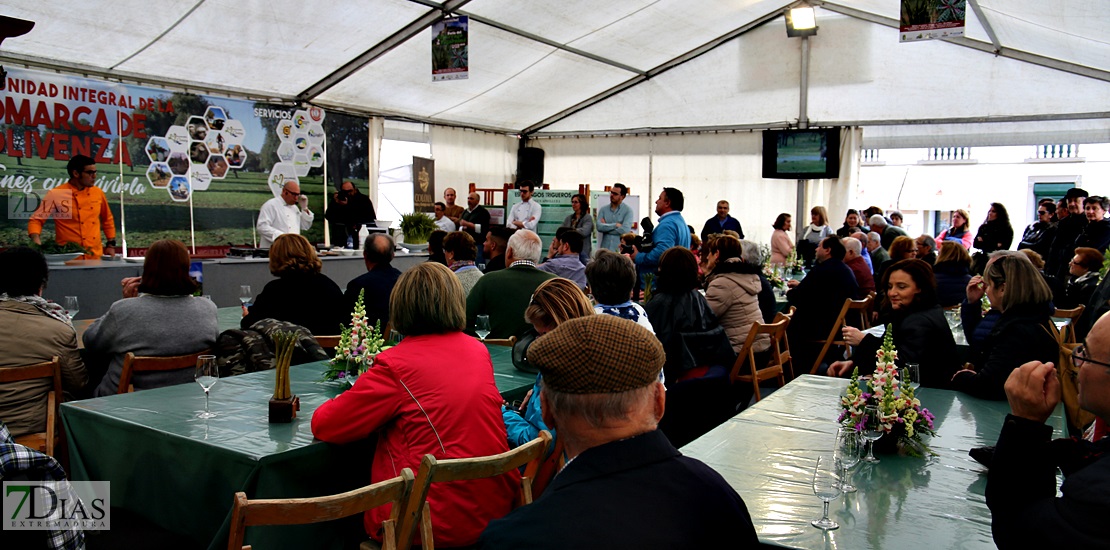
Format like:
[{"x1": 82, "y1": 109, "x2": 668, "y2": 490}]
[
  {"x1": 766, "y1": 315, "x2": 794, "y2": 381},
  {"x1": 809, "y1": 295, "x2": 873, "y2": 375},
  {"x1": 227, "y1": 469, "x2": 414, "y2": 550},
  {"x1": 119, "y1": 349, "x2": 212, "y2": 394},
  {"x1": 397, "y1": 430, "x2": 551, "y2": 550},
  {"x1": 729, "y1": 320, "x2": 790, "y2": 401},
  {"x1": 0, "y1": 357, "x2": 61, "y2": 456},
  {"x1": 479, "y1": 335, "x2": 516, "y2": 348},
  {"x1": 1053, "y1": 305, "x2": 1085, "y2": 344},
  {"x1": 314, "y1": 335, "x2": 341, "y2": 349}
]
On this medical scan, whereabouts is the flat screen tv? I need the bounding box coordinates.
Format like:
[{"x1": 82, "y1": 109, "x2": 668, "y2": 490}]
[{"x1": 762, "y1": 128, "x2": 841, "y2": 179}]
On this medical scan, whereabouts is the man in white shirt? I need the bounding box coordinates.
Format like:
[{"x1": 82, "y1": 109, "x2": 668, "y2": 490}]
[
  {"x1": 508, "y1": 181, "x2": 542, "y2": 232},
  {"x1": 433, "y1": 202, "x2": 456, "y2": 232},
  {"x1": 257, "y1": 181, "x2": 314, "y2": 248}
]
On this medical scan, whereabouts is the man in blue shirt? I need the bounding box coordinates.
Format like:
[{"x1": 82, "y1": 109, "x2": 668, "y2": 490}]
[
  {"x1": 631, "y1": 187, "x2": 690, "y2": 277},
  {"x1": 596, "y1": 183, "x2": 634, "y2": 251}
]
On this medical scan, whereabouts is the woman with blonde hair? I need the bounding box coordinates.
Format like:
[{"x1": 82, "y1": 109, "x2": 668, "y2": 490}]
[
  {"x1": 951, "y1": 252, "x2": 1057, "y2": 400},
  {"x1": 937, "y1": 208, "x2": 973, "y2": 249},
  {"x1": 798, "y1": 206, "x2": 833, "y2": 266},
  {"x1": 241, "y1": 233, "x2": 347, "y2": 335},
  {"x1": 505, "y1": 278, "x2": 595, "y2": 448},
  {"x1": 312, "y1": 263, "x2": 517, "y2": 548}
]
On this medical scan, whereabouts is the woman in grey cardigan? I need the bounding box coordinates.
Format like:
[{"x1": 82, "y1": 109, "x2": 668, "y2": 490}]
[
  {"x1": 87, "y1": 239, "x2": 217, "y2": 396},
  {"x1": 561, "y1": 193, "x2": 594, "y2": 265}
]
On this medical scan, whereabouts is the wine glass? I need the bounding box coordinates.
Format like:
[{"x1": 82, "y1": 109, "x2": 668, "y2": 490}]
[
  {"x1": 835, "y1": 427, "x2": 862, "y2": 493},
  {"x1": 475, "y1": 315, "x2": 491, "y2": 340},
  {"x1": 862, "y1": 405, "x2": 884, "y2": 463},
  {"x1": 63, "y1": 296, "x2": 79, "y2": 320},
  {"x1": 239, "y1": 285, "x2": 252, "y2": 307},
  {"x1": 195, "y1": 354, "x2": 219, "y2": 419},
  {"x1": 810, "y1": 455, "x2": 842, "y2": 530},
  {"x1": 901, "y1": 363, "x2": 921, "y2": 391},
  {"x1": 388, "y1": 330, "x2": 404, "y2": 345}
]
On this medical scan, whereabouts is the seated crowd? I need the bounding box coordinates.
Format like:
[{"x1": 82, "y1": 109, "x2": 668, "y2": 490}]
[{"x1": 5, "y1": 186, "x2": 1110, "y2": 549}]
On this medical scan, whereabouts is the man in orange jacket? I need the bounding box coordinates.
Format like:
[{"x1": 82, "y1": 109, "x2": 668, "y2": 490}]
[{"x1": 28, "y1": 155, "x2": 117, "y2": 259}]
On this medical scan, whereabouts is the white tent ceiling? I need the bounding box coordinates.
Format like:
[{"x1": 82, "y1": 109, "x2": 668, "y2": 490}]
[{"x1": 1, "y1": 0, "x2": 1107, "y2": 141}]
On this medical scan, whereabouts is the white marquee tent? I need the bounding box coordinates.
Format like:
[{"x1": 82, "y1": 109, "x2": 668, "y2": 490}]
[{"x1": 2, "y1": 0, "x2": 1108, "y2": 237}]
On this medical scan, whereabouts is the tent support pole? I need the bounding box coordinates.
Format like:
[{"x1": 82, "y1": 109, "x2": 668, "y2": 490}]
[{"x1": 796, "y1": 35, "x2": 812, "y2": 239}]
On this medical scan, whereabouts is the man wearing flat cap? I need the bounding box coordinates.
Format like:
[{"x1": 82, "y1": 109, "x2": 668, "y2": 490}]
[{"x1": 478, "y1": 315, "x2": 758, "y2": 549}]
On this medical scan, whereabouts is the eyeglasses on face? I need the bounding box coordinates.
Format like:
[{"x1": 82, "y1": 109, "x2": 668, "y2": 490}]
[
  {"x1": 1038, "y1": 210, "x2": 1049, "y2": 215},
  {"x1": 1073, "y1": 345, "x2": 1110, "y2": 371}
]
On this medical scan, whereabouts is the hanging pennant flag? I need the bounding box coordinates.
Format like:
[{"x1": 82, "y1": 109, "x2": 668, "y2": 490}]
[
  {"x1": 432, "y1": 16, "x2": 469, "y2": 81},
  {"x1": 900, "y1": 0, "x2": 966, "y2": 42}
]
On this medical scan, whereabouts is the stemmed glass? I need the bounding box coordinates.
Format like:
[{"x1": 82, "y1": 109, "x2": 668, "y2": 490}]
[
  {"x1": 239, "y1": 285, "x2": 252, "y2": 307},
  {"x1": 63, "y1": 296, "x2": 79, "y2": 320},
  {"x1": 862, "y1": 405, "x2": 884, "y2": 463},
  {"x1": 475, "y1": 315, "x2": 491, "y2": 340},
  {"x1": 811, "y1": 455, "x2": 842, "y2": 530},
  {"x1": 835, "y1": 427, "x2": 862, "y2": 493},
  {"x1": 195, "y1": 354, "x2": 219, "y2": 419},
  {"x1": 901, "y1": 363, "x2": 921, "y2": 391}
]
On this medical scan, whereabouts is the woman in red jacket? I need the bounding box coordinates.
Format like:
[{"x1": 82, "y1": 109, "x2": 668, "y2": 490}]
[{"x1": 311, "y1": 262, "x2": 518, "y2": 547}]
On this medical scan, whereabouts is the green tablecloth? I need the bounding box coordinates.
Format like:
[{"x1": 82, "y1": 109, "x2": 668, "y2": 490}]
[
  {"x1": 61, "y1": 346, "x2": 534, "y2": 549},
  {"x1": 681, "y1": 375, "x2": 1065, "y2": 550}
]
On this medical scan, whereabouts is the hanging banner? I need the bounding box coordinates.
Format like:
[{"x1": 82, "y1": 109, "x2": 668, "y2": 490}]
[
  {"x1": 0, "y1": 66, "x2": 368, "y2": 250},
  {"x1": 900, "y1": 0, "x2": 966, "y2": 42},
  {"x1": 412, "y1": 156, "x2": 435, "y2": 213},
  {"x1": 432, "y1": 16, "x2": 469, "y2": 81}
]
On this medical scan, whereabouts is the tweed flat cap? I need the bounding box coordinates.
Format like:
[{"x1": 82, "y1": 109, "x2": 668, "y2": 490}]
[{"x1": 529, "y1": 314, "x2": 664, "y2": 394}]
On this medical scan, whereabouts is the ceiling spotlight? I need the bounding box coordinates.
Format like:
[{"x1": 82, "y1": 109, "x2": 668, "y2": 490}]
[{"x1": 785, "y1": 6, "x2": 818, "y2": 38}]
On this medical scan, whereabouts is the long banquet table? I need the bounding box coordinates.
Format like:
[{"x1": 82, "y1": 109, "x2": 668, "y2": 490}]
[
  {"x1": 61, "y1": 345, "x2": 534, "y2": 550},
  {"x1": 680, "y1": 375, "x2": 1065, "y2": 550}
]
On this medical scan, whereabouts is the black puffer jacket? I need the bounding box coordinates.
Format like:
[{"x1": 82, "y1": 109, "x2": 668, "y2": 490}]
[
  {"x1": 933, "y1": 261, "x2": 972, "y2": 307},
  {"x1": 951, "y1": 302, "x2": 1058, "y2": 400}
]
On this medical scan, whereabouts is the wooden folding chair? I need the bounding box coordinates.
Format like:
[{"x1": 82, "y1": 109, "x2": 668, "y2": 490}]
[
  {"x1": 397, "y1": 430, "x2": 552, "y2": 550},
  {"x1": 118, "y1": 349, "x2": 212, "y2": 394},
  {"x1": 729, "y1": 320, "x2": 790, "y2": 402},
  {"x1": 479, "y1": 335, "x2": 516, "y2": 348},
  {"x1": 808, "y1": 295, "x2": 873, "y2": 375},
  {"x1": 314, "y1": 335, "x2": 342, "y2": 349},
  {"x1": 1053, "y1": 305, "x2": 1085, "y2": 344},
  {"x1": 0, "y1": 357, "x2": 61, "y2": 456},
  {"x1": 227, "y1": 469, "x2": 415, "y2": 550}
]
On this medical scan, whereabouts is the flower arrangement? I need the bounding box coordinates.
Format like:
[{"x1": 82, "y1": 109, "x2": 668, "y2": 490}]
[
  {"x1": 321, "y1": 289, "x2": 386, "y2": 386},
  {"x1": 784, "y1": 247, "x2": 805, "y2": 272},
  {"x1": 838, "y1": 324, "x2": 936, "y2": 456},
  {"x1": 761, "y1": 262, "x2": 787, "y2": 290}
]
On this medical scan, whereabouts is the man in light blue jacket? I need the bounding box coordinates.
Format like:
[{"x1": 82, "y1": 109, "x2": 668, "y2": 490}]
[{"x1": 631, "y1": 187, "x2": 691, "y2": 277}]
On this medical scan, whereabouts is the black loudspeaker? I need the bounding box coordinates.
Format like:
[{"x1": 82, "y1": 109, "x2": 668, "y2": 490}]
[{"x1": 516, "y1": 147, "x2": 544, "y2": 185}]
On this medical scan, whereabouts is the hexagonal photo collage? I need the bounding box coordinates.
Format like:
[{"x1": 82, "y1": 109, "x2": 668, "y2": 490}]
[
  {"x1": 144, "y1": 106, "x2": 249, "y2": 202},
  {"x1": 268, "y1": 107, "x2": 325, "y2": 199}
]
